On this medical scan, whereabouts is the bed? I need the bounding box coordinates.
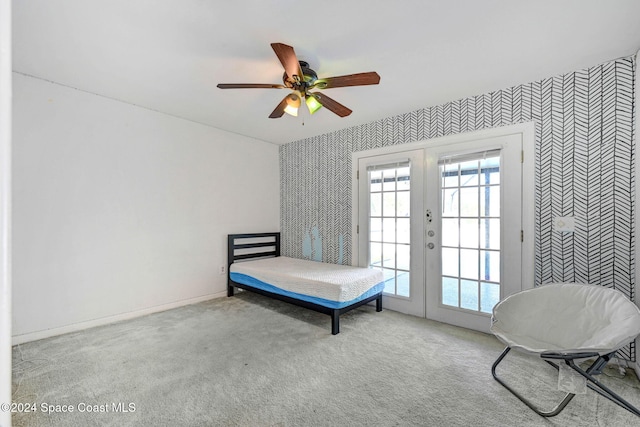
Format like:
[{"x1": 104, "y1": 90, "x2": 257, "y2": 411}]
[{"x1": 227, "y1": 232, "x2": 384, "y2": 334}]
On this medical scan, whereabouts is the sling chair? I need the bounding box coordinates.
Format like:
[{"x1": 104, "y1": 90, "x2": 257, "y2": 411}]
[{"x1": 490, "y1": 282, "x2": 640, "y2": 417}]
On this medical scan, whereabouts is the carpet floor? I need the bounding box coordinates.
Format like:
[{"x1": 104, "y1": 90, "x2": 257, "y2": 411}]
[{"x1": 11, "y1": 291, "x2": 640, "y2": 426}]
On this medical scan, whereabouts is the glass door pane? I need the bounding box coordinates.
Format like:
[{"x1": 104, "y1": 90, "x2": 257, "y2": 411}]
[
  {"x1": 368, "y1": 165, "x2": 411, "y2": 297},
  {"x1": 358, "y1": 149, "x2": 425, "y2": 318},
  {"x1": 440, "y1": 155, "x2": 501, "y2": 314}
]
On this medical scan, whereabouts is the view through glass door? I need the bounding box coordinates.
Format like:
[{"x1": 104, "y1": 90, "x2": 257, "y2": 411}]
[
  {"x1": 440, "y1": 150, "x2": 502, "y2": 314},
  {"x1": 425, "y1": 134, "x2": 523, "y2": 333},
  {"x1": 358, "y1": 150, "x2": 424, "y2": 317}
]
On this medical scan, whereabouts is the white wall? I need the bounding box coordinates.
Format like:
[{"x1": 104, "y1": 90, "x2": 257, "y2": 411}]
[
  {"x1": 12, "y1": 73, "x2": 280, "y2": 343},
  {"x1": 0, "y1": 0, "x2": 12, "y2": 425},
  {"x1": 635, "y1": 50, "x2": 640, "y2": 376}
]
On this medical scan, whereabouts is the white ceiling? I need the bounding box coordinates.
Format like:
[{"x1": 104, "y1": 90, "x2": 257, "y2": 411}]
[{"x1": 13, "y1": 0, "x2": 640, "y2": 145}]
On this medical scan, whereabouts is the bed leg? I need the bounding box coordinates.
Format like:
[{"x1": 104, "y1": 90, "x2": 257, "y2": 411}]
[
  {"x1": 376, "y1": 295, "x2": 383, "y2": 312},
  {"x1": 227, "y1": 284, "x2": 234, "y2": 297},
  {"x1": 331, "y1": 311, "x2": 340, "y2": 335}
]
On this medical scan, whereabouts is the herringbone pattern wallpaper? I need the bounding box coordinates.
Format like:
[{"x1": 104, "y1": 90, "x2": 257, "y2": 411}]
[{"x1": 280, "y1": 56, "x2": 636, "y2": 360}]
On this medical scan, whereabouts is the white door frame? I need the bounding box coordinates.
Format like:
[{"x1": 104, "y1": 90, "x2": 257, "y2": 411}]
[{"x1": 352, "y1": 123, "x2": 535, "y2": 312}]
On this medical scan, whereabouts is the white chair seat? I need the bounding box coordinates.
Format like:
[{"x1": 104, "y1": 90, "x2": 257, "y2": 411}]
[{"x1": 491, "y1": 282, "x2": 640, "y2": 355}]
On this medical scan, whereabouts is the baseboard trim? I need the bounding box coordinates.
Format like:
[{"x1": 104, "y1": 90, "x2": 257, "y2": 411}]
[{"x1": 12, "y1": 291, "x2": 227, "y2": 345}]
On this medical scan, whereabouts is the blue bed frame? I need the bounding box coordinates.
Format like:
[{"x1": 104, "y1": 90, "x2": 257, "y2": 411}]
[{"x1": 227, "y1": 232, "x2": 383, "y2": 335}]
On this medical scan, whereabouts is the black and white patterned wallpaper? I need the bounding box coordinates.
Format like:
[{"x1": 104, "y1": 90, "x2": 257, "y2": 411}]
[{"x1": 279, "y1": 56, "x2": 636, "y2": 359}]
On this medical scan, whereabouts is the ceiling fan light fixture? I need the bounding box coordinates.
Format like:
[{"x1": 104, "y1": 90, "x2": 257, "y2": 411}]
[
  {"x1": 306, "y1": 94, "x2": 322, "y2": 115},
  {"x1": 283, "y1": 104, "x2": 298, "y2": 117},
  {"x1": 284, "y1": 91, "x2": 301, "y2": 116}
]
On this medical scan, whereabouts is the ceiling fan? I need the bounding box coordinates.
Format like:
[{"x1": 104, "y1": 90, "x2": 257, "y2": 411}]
[{"x1": 217, "y1": 43, "x2": 380, "y2": 119}]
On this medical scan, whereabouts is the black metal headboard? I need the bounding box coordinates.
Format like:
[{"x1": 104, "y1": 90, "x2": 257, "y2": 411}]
[{"x1": 227, "y1": 232, "x2": 281, "y2": 271}]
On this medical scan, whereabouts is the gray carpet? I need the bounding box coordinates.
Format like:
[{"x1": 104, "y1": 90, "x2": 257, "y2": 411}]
[{"x1": 11, "y1": 291, "x2": 640, "y2": 426}]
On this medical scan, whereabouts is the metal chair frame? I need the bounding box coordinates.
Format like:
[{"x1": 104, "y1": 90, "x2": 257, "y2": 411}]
[{"x1": 492, "y1": 347, "x2": 640, "y2": 417}]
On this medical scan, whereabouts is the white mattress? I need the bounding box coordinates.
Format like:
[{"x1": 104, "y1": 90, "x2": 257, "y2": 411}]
[{"x1": 230, "y1": 256, "x2": 384, "y2": 303}]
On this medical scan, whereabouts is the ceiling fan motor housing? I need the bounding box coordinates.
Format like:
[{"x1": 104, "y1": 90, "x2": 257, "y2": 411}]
[{"x1": 283, "y1": 61, "x2": 318, "y2": 94}]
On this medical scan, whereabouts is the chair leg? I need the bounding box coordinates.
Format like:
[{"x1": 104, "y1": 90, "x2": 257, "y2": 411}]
[
  {"x1": 492, "y1": 347, "x2": 576, "y2": 417},
  {"x1": 565, "y1": 357, "x2": 640, "y2": 417},
  {"x1": 493, "y1": 347, "x2": 640, "y2": 418}
]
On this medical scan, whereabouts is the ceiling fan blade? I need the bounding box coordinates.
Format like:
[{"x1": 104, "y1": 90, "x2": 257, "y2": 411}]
[
  {"x1": 217, "y1": 83, "x2": 285, "y2": 89},
  {"x1": 314, "y1": 72, "x2": 380, "y2": 89},
  {"x1": 271, "y1": 43, "x2": 303, "y2": 83},
  {"x1": 269, "y1": 96, "x2": 289, "y2": 119},
  {"x1": 310, "y1": 92, "x2": 352, "y2": 117}
]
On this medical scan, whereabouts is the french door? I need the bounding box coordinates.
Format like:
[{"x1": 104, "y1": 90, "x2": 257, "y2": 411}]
[
  {"x1": 357, "y1": 150, "x2": 425, "y2": 317},
  {"x1": 425, "y1": 134, "x2": 523, "y2": 333},
  {"x1": 354, "y1": 124, "x2": 533, "y2": 333}
]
